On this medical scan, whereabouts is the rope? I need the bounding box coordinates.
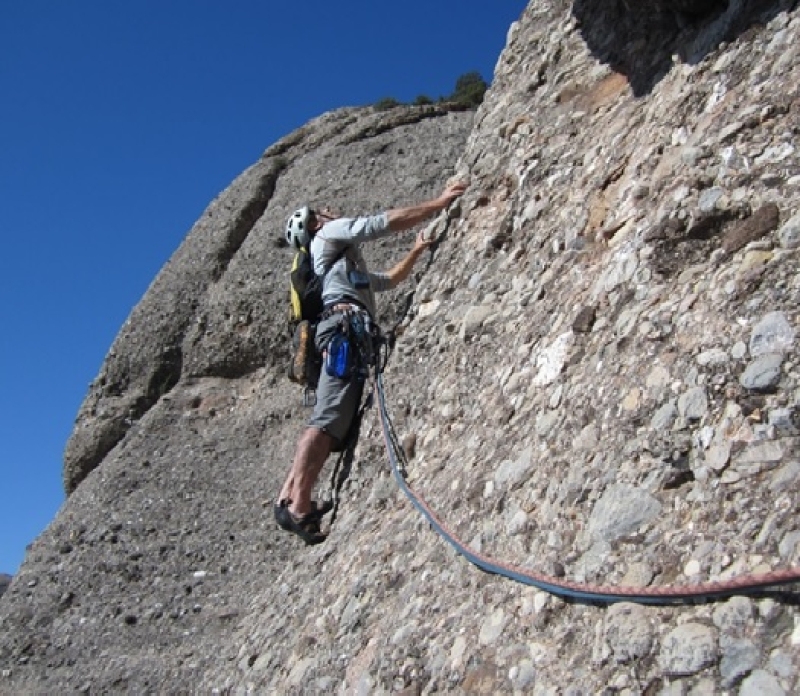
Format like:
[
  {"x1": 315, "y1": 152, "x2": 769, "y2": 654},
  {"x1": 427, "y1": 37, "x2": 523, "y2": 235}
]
[{"x1": 374, "y1": 371, "x2": 800, "y2": 604}]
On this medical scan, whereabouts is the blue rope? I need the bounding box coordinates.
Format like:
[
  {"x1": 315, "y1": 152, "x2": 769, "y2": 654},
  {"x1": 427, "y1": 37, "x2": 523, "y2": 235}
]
[{"x1": 374, "y1": 373, "x2": 800, "y2": 605}]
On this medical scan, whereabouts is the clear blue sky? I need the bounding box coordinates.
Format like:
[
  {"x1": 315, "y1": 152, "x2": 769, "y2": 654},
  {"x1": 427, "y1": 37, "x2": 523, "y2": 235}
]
[{"x1": 0, "y1": 1, "x2": 526, "y2": 575}]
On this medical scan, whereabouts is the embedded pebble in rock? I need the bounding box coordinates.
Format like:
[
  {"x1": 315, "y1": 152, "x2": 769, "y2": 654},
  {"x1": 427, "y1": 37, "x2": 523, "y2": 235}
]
[
  {"x1": 603, "y1": 603, "x2": 654, "y2": 663},
  {"x1": 778, "y1": 212, "x2": 800, "y2": 249},
  {"x1": 733, "y1": 440, "x2": 785, "y2": 474},
  {"x1": 678, "y1": 387, "x2": 709, "y2": 421},
  {"x1": 706, "y1": 441, "x2": 731, "y2": 471},
  {"x1": 478, "y1": 608, "x2": 507, "y2": 646},
  {"x1": 719, "y1": 637, "x2": 761, "y2": 688},
  {"x1": 739, "y1": 669, "x2": 787, "y2": 696},
  {"x1": 684, "y1": 559, "x2": 701, "y2": 577},
  {"x1": 650, "y1": 401, "x2": 678, "y2": 430},
  {"x1": 769, "y1": 407, "x2": 798, "y2": 435},
  {"x1": 494, "y1": 446, "x2": 533, "y2": 488},
  {"x1": 740, "y1": 352, "x2": 784, "y2": 391},
  {"x1": 749, "y1": 312, "x2": 796, "y2": 357},
  {"x1": 588, "y1": 484, "x2": 661, "y2": 543},
  {"x1": 712, "y1": 596, "x2": 754, "y2": 634},
  {"x1": 770, "y1": 461, "x2": 800, "y2": 492},
  {"x1": 620, "y1": 562, "x2": 654, "y2": 588},
  {"x1": 509, "y1": 659, "x2": 536, "y2": 691},
  {"x1": 659, "y1": 623, "x2": 718, "y2": 677}
]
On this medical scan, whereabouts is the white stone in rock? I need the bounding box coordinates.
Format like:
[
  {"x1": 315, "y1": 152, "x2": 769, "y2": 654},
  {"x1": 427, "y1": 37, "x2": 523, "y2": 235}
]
[
  {"x1": 646, "y1": 364, "x2": 671, "y2": 393},
  {"x1": 460, "y1": 304, "x2": 494, "y2": 341},
  {"x1": 450, "y1": 635, "x2": 467, "y2": 667},
  {"x1": 494, "y1": 446, "x2": 532, "y2": 488},
  {"x1": 731, "y1": 341, "x2": 747, "y2": 359},
  {"x1": 791, "y1": 617, "x2": 800, "y2": 646},
  {"x1": 574, "y1": 423, "x2": 599, "y2": 449},
  {"x1": 684, "y1": 559, "x2": 701, "y2": 577},
  {"x1": 721, "y1": 470, "x2": 742, "y2": 484},
  {"x1": 507, "y1": 508, "x2": 528, "y2": 536},
  {"x1": 417, "y1": 300, "x2": 440, "y2": 318},
  {"x1": 749, "y1": 312, "x2": 795, "y2": 356},
  {"x1": 621, "y1": 562, "x2": 654, "y2": 587},
  {"x1": 696, "y1": 348, "x2": 728, "y2": 367},
  {"x1": 533, "y1": 331, "x2": 574, "y2": 386},
  {"x1": 697, "y1": 425, "x2": 714, "y2": 448},
  {"x1": 533, "y1": 592, "x2": 549, "y2": 614},
  {"x1": 479, "y1": 608, "x2": 508, "y2": 646},
  {"x1": 549, "y1": 383, "x2": 563, "y2": 409}
]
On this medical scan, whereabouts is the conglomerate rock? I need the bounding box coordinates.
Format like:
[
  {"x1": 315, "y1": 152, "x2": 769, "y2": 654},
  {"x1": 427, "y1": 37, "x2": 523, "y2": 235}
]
[{"x1": 2, "y1": 1, "x2": 800, "y2": 693}]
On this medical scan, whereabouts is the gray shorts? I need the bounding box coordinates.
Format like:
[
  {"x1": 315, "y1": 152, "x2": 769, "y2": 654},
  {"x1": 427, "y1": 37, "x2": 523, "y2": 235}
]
[{"x1": 308, "y1": 314, "x2": 366, "y2": 448}]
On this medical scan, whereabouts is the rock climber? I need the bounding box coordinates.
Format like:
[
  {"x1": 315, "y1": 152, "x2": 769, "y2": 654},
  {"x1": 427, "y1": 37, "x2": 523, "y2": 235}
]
[{"x1": 275, "y1": 181, "x2": 468, "y2": 544}]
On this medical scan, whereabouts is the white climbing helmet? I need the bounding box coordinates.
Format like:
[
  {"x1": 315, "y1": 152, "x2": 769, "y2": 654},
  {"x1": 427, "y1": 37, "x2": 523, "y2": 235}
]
[{"x1": 285, "y1": 206, "x2": 312, "y2": 249}]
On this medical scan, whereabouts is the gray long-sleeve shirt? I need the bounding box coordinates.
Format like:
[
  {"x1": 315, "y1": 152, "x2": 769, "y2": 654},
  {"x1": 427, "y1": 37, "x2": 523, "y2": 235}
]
[{"x1": 310, "y1": 213, "x2": 393, "y2": 317}]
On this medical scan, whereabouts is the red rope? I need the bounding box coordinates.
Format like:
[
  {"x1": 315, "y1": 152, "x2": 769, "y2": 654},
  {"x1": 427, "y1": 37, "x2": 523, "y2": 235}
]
[{"x1": 375, "y1": 376, "x2": 800, "y2": 603}]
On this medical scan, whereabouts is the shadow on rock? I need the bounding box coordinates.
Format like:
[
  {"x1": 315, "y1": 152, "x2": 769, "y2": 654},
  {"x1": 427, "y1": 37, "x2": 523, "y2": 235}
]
[{"x1": 572, "y1": 0, "x2": 796, "y2": 96}]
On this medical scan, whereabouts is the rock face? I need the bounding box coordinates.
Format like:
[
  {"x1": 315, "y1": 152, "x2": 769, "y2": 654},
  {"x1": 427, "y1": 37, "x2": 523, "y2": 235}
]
[
  {"x1": 2, "y1": 1, "x2": 800, "y2": 693},
  {"x1": 61, "y1": 103, "x2": 473, "y2": 495}
]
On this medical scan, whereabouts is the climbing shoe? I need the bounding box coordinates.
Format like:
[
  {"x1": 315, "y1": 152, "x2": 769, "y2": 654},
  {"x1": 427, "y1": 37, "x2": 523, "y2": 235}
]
[{"x1": 273, "y1": 500, "x2": 327, "y2": 546}]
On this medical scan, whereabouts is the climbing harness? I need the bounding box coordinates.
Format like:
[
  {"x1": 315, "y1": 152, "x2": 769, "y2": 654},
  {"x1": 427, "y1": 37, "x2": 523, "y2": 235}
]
[
  {"x1": 374, "y1": 372, "x2": 800, "y2": 603},
  {"x1": 324, "y1": 309, "x2": 384, "y2": 526}
]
